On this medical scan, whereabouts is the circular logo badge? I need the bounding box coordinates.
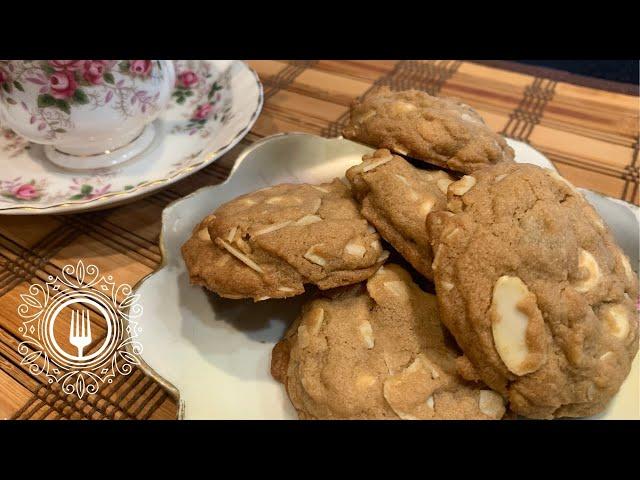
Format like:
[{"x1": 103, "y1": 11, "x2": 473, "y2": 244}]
[{"x1": 17, "y1": 260, "x2": 143, "y2": 398}]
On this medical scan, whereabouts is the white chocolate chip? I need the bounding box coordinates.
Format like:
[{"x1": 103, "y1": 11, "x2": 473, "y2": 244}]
[
  {"x1": 226, "y1": 226, "x2": 238, "y2": 243},
  {"x1": 574, "y1": 249, "x2": 601, "y2": 293},
  {"x1": 253, "y1": 220, "x2": 292, "y2": 237},
  {"x1": 370, "y1": 239, "x2": 381, "y2": 251},
  {"x1": 426, "y1": 395, "x2": 435, "y2": 410},
  {"x1": 345, "y1": 240, "x2": 367, "y2": 258},
  {"x1": 197, "y1": 228, "x2": 211, "y2": 242},
  {"x1": 256, "y1": 296, "x2": 270, "y2": 301},
  {"x1": 449, "y1": 175, "x2": 476, "y2": 196},
  {"x1": 240, "y1": 197, "x2": 257, "y2": 206},
  {"x1": 215, "y1": 238, "x2": 264, "y2": 274},
  {"x1": 479, "y1": 390, "x2": 506, "y2": 418},
  {"x1": 602, "y1": 304, "x2": 630, "y2": 339},
  {"x1": 362, "y1": 155, "x2": 393, "y2": 172},
  {"x1": 359, "y1": 321, "x2": 375, "y2": 349},
  {"x1": 294, "y1": 215, "x2": 322, "y2": 226},
  {"x1": 437, "y1": 178, "x2": 454, "y2": 194},
  {"x1": 304, "y1": 245, "x2": 327, "y2": 267},
  {"x1": 489, "y1": 275, "x2": 546, "y2": 376},
  {"x1": 494, "y1": 173, "x2": 508, "y2": 183},
  {"x1": 366, "y1": 224, "x2": 377, "y2": 234},
  {"x1": 308, "y1": 308, "x2": 325, "y2": 335}
]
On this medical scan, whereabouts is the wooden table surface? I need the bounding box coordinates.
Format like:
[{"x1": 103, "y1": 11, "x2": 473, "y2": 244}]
[{"x1": 0, "y1": 60, "x2": 637, "y2": 420}]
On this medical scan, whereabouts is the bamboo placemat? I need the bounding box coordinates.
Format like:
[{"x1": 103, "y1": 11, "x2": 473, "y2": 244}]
[{"x1": 0, "y1": 60, "x2": 637, "y2": 420}]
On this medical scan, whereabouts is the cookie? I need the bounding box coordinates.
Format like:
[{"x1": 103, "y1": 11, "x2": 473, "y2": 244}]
[
  {"x1": 346, "y1": 148, "x2": 455, "y2": 279},
  {"x1": 342, "y1": 87, "x2": 514, "y2": 174},
  {"x1": 427, "y1": 163, "x2": 639, "y2": 418},
  {"x1": 272, "y1": 264, "x2": 507, "y2": 420},
  {"x1": 181, "y1": 179, "x2": 388, "y2": 301}
]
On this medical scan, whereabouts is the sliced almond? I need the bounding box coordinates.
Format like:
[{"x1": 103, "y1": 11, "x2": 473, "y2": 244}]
[
  {"x1": 356, "y1": 109, "x2": 377, "y2": 123},
  {"x1": 362, "y1": 155, "x2": 393, "y2": 173},
  {"x1": 310, "y1": 197, "x2": 322, "y2": 215},
  {"x1": 226, "y1": 226, "x2": 238, "y2": 243},
  {"x1": 356, "y1": 375, "x2": 377, "y2": 389},
  {"x1": 394, "y1": 146, "x2": 408, "y2": 155},
  {"x1": 394, "y1": 174, "x2": 411, "y2": 187},
  {"x1": 599, "y1": 351, "x2": 614, "y2": 361},
  {"x1": 235, "y1": 237, "x2": 252, "y2": 254},
  {"x1": 419, "y1": 196, "x2": 436, "y2": 218},
  {"x1": 494, "y1": 173, "x2": 508, "y2": 183},
  {"x1": 277, "y1": 286, "x2": 296, "y2": 293},
  {"x1": 304, "y1": 245, "x2": 327, "y2": 267},
  {"x1": 602, "y1": 304, "x2": 630, "y2": 339},
  {"x1": 197, "y1": 228, "x2": 211, "y2": 242},
  {"x1": 574, "y1": 249, "x2": 601, "y2": 293},
  {"x1": 426, "y1": 395, "x2": 435, "y2": 410},
  {"x1": 215, "y1": 238, "x2": 264, "y2": 274},
  {"x1": 437, "y1": 178, "x2": 454, "y2": 194},
  {"x1": 359, "y1": 321, "x2": 375, "y2": 349},
  {"x1": 253, "y1": 220, "x2": 292, "y2": 237},
  {"x1": 308, "y1": 307, "x2": 325, "y2": 335},
  {"x1": 449, "y1": 175, "x2": 476, "y2": 196},
  {"x1": 441, "y1": 281, "x2": 454, "y2": 291},
  {"x1": 489, "y1": 275, "x2": 546, "y2": 376},
  {"x1": 478, "y1": 390, "x2": 506, "y2": 419},
  {"x1": 256, "y1": 296, "x2": 270, "y2": 301},
  {"x1": 311, "y1": 185, "x2": 329, "y2": 193},
  {"x1": 294, "y1": 214, "x2": 322, "y2": 226},
  {"x1": 344, "y1": 240, "x2": 366, "y2": 258},
  {"x1": 377, "y1": 250, "x2": 390, "y2": 263},
  {"x1": 391, "y1": 101, "x2": 417, "y2": 114},
  {"x1": 383, "y1": 280, "x2": 410, "y2": 301},
  {"x1": 617, "y1": 250, "x2": 635, "y2": 285}
]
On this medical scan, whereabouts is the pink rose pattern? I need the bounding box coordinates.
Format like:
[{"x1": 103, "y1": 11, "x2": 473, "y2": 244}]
[
  {"x1": 178, "y1": 70, "x2": 198, "y2": 88},
  {"x1": 129, "y1": 60, "x2": 153, "y2": 77},
  {"x1": 0, "y1": 178, "x2": 44, "y2": 201},
  {"x1": 49, "y1": 70, "x2": 78, "y2": 99},
  {"x1": 0, "y1": 60, "x2": 163, "y2": 139}
]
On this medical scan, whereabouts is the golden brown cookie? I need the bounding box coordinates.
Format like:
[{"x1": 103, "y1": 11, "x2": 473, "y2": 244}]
[
  {"x1": 181, "y1": 179, "x2": 388, "y2": 301},
  {"x1": 342, "y1": 87, "x2": 514, "y2": 174},
  {"x1": 346, "y1": 148, "x2": 455, "y2": 279},
  {"x1": 272, "y1": 264, "x2": 507, "y2": 420},
  {"x1": 427, "y1": 163, "x2": 639, "y2": 418}
]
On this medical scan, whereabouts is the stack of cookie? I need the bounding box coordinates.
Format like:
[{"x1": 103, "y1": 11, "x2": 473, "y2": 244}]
[{"x1": 182, "y1": 87, "x2": 639, "y2": 420}]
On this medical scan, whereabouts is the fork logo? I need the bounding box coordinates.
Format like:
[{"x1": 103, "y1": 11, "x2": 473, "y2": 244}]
[{"x1": 17, "y1": 260, "x2": 143, "y2": 398}]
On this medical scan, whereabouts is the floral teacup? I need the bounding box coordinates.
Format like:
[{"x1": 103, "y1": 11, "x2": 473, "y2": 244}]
[{"x1": 0, "y1": 60, "x2": 175, "y2": 170}]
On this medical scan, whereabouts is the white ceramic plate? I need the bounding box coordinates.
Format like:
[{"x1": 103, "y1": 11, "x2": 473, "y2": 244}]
[
  {"x1": 133, "y1": 133, "x2": 639, "y2": 420},
  {"x1": 0, "y1": 60, "x2": 263, "y2": 215}
]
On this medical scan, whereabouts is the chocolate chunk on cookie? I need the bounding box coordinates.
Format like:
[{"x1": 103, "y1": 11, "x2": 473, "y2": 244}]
[
  {"x1": 346, "y1": 149, "x2": 454, "y2": 279},
  {"x1": 427, "y1": 163, "x2": 639, "y2": 418},
  {"x1": 181, "y1": 179, "x2": 388, "y2": 301},
  {"x1": 272, "y1": 264, "x2": 507, "y2": 420},
  {"x1": 342, "y1": 87, "x2": 514, "y2": 174}
]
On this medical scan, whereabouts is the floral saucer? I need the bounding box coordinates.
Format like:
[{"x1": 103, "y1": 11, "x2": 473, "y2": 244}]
[{"x1": 0, "y1": 60, "x2": 263, "y2": 215}]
